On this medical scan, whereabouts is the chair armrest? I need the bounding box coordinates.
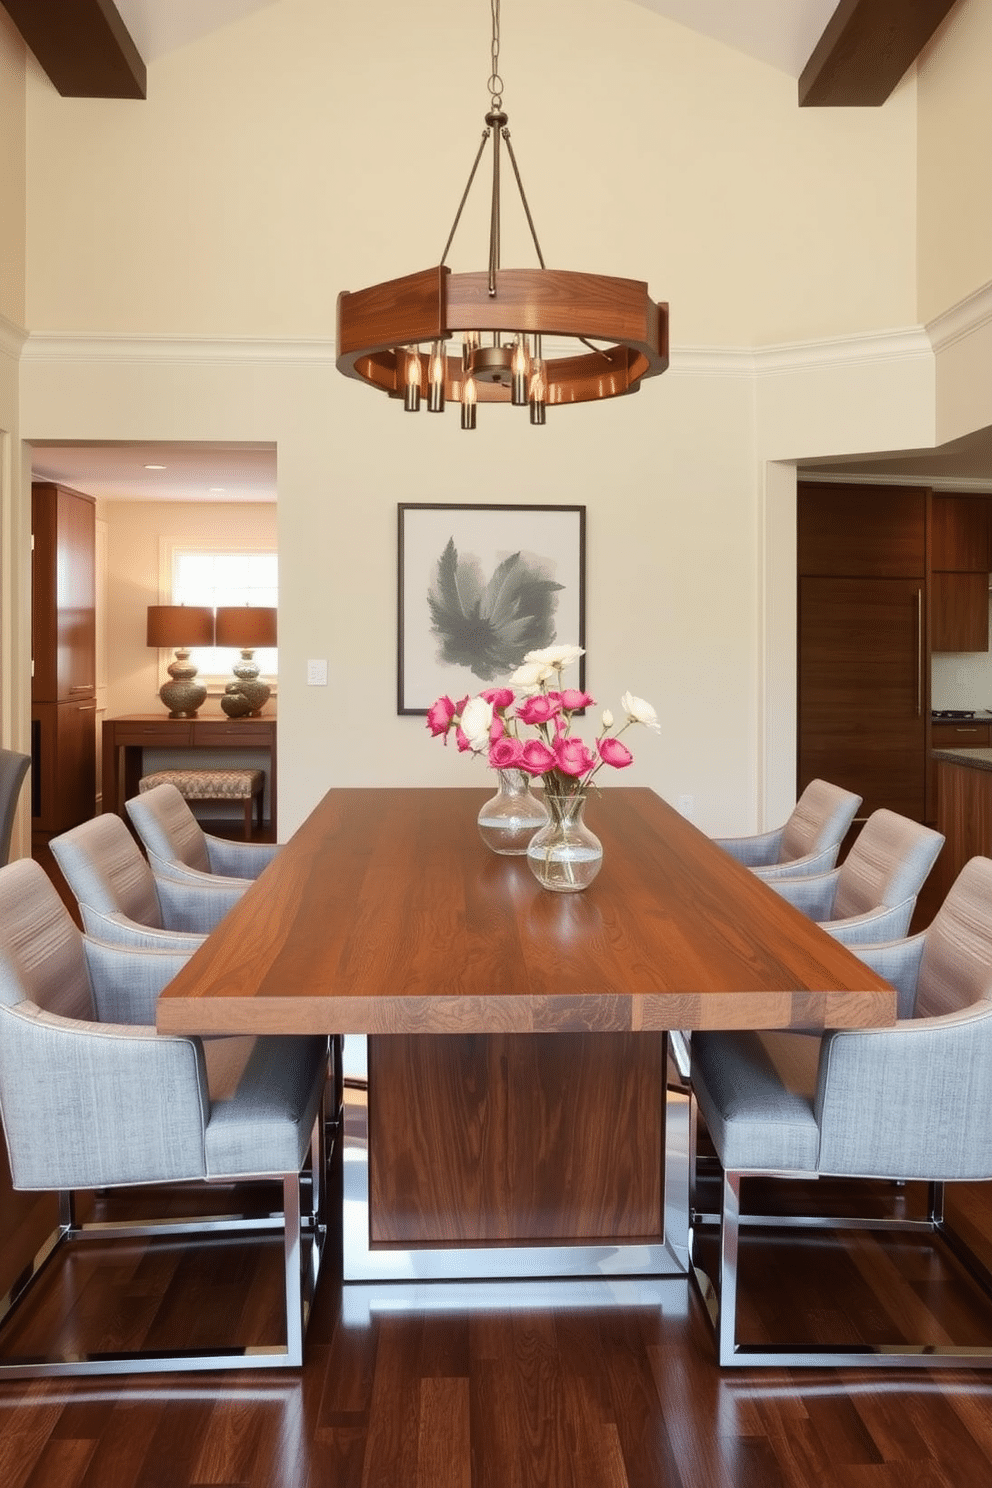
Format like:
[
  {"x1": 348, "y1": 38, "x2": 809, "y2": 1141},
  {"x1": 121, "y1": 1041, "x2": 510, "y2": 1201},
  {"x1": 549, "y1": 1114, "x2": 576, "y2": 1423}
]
[
  {"x1": 205, "y1": 836, "x2": 279, "y2": 880},
  {"x1": 769, "y1": 869, "x2": 840, "y2": 921},
  {"x1": 848, "y1": 933, "x2": 926, "y2": 1017},
  {"x1": 80, "y1": 905, "x2": 206, "y2": 955},
  {"x1": 153, "y1": 873, "x2": 249, "y2": 934},
  {"x1": 712, "y1": 828, "x2": 784, "y2": 868},
  {"x1": 83, "y1": 937, "x2": 193, "y2": 1025},
  {"x1": 0, "y1": 1000, "x2": 209, "y2": 1189},
  {"x1": 147, "y1": 852, "x2": 249, "y2": 891},
  {"x1": 821, "y1": 898, "x2": 916, "y2": 947},
  {"x1": 752, "y1": 843, "x2": 839, "y2": 881},
  {"x1": 816, "y1": 1001, "x2": 992, "y2": 1181}
]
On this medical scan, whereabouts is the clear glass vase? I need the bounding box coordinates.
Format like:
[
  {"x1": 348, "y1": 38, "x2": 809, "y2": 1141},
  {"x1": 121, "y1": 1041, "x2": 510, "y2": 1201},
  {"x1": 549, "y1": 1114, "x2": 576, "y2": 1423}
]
[
  {"x1": 477, "y1": 769, "x2": 549, "y2": 855},
  {"x1": 526, "y1": 791, "x2": 603, "y2": 892}
]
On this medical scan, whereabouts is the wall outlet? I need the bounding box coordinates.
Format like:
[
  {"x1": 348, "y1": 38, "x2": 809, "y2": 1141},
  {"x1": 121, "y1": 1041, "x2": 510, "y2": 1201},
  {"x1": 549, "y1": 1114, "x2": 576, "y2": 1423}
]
[
  {"x1": 677, "y1": 793, "x2": 694, "y2": 819},
  {"x1": 307, "y1": 659, "x2": 328, "y2": 686}
]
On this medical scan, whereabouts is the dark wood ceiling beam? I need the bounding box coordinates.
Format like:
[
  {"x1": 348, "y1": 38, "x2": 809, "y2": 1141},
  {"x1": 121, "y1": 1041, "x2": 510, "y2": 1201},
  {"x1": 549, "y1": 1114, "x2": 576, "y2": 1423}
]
[
  {"x1": 2, "y1": 0, "x2": 145, "y2": 99},
  {"x1": 799, "y1": 0, "x2": 958, "y2": 106}
]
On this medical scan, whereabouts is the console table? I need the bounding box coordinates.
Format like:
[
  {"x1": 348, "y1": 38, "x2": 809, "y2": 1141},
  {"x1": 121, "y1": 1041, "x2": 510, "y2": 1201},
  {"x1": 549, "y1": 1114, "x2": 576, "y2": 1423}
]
[{"x1": 102, "y1": 711, "x2": 277, "y2": 835}]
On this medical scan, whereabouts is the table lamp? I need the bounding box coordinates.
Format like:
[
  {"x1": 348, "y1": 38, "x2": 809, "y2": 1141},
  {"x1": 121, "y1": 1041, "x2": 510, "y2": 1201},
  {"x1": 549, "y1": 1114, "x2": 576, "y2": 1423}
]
[
  {"x1": 215, "y1": 606, "x2": 277, "y2": 716},
  {"x1": 146, "y1": 605, "x2": 215, "y2": 717}
]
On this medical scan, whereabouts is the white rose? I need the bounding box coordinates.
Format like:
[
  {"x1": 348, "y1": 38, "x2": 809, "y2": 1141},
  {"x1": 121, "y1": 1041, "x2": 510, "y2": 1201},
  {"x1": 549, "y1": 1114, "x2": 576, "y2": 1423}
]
[
  {"x1": 522, "y1": 644, "x2": 585, "y2": 672},
  {"x1": 459, "y1": 696, "x2": 493, "y2": 750},
  {"x1": 508, "y1": 660, "x2": 552, "y2": 691},
  {"x1": 601, "y1": 708, "x2": 614, "y2": 730},
  {"x1": 620, "y1": 691, "x2": 660, "y2": 731}
]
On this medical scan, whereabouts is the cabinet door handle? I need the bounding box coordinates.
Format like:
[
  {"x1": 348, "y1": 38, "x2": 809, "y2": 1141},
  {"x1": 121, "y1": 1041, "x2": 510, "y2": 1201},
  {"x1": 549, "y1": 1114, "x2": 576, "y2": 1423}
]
[
  {"x1": 922, "y1": 583, "x2": 928, "y2": 717},
  {"x1": 76, "y1": 703, "x2": 97, "y2": 712}
]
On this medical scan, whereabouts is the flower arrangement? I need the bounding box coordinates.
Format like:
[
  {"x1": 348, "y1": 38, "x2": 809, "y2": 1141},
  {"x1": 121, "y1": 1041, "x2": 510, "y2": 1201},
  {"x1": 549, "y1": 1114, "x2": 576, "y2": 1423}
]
[{"x1": 426, "y1": 643, "x2": 659, "y2": 801}]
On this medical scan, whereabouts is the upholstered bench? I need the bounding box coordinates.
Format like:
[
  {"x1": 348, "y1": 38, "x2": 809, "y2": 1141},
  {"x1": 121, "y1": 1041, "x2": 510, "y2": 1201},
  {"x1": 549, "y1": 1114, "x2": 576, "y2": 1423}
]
[{"x1": 138, "y1": 768, "x2": 265, "y2": 840}]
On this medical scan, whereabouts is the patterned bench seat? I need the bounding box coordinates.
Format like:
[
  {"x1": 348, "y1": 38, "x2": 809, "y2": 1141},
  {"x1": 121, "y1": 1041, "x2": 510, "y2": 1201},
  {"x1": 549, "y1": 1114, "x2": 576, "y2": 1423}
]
[{"x1": 138, "y1": 768, "x2": 265, "y2": 840}]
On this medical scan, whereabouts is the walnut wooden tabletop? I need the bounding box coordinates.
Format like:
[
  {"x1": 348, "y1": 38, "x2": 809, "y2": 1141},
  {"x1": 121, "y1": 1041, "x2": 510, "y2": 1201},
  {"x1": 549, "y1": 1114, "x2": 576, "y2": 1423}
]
[{"x1": 155, "y1": 786, "x2": 896, "y2": 1037}]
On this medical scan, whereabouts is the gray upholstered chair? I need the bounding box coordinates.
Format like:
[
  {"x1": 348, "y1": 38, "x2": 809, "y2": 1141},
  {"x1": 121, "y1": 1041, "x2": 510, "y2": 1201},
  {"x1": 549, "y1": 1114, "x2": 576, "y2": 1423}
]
[
  {"x1": 689, "y1": 855, "x2": 992, "y2": 1368},
  {"x1": 713, "y1": 779, "x2": 862, "y2": 882},
  {"x1": 0, "y1": 857, "x2": 333, "y2": 1377},
  {"x1": 0, "y1": 747, "x2": 30, "y2": 867},
  {"x1": 126, "y1": 781, "x2": 278, "y2": 885},
  {"x1": 50, "y1": 813, "x2": 248, "y2": 951},
  {"x1": 768, "y1": 808, "x2": 944, "y2": 945}
]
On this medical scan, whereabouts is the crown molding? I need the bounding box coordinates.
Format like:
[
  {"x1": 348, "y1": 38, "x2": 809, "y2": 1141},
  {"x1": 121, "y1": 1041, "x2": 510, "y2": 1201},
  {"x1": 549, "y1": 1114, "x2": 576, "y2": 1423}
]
[
  {"x1": 799, "y1": 470, "x2": 992, "y2": 493},
  {"x1": 670, "y1": 325, "x2": 931, "y2": 378},
  {"x1": 0, "y1": 313, "x2": 28, "y2": 362},
  {"x1": 20, "y1": 333, "x2": 338, "y2": 365},
  {"x1": 927, "y1": 281, "x2": 992, "y2": 354},
  {"x1": 753, "y1": 325, "x2": 932, "y2": 375},
  {"x1": 16, "y1": 295, "x2": 987, "y2": 380}
]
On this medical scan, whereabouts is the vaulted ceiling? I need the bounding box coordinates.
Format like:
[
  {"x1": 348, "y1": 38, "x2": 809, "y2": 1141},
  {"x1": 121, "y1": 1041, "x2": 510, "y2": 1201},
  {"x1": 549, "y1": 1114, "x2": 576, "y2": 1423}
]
[
  {"x1": 4, "y1": 0, "x2": 983, "y2": 501},
  {"x1": 0, "y1": 0, "x2": 963, "y2": 105}
]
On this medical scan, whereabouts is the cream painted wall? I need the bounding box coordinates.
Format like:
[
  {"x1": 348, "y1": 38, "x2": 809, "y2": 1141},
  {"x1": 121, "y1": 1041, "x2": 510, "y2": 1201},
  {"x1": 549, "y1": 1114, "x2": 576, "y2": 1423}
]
[
  {"x1": 100, "y1": 499, "x2": 277, "y2": 718},
  {"x1": 22, "y1": 0, "x2": 917, "y2": 347},
  {"x1": 0, "y1": 10, "x2": 25, "y2": 329},
  {"x1": 917, "y1": 0, "x2": 992, "y2": 325},
  {"x1": 10, "y1": 0, "x2": 992, "y2": 844},
  {"x1": 0, "y1": 14, "x2": 31, "y2": 863},
  {"x1": 19, "y1": 328, "x2": 939, "y2": 839}
]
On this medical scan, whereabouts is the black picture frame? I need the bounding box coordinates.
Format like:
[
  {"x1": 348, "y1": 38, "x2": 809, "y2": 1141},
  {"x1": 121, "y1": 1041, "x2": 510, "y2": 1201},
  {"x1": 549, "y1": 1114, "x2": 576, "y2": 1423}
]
[{"x1": 398, "y1": 503, "x2": 586, "y2": 715}]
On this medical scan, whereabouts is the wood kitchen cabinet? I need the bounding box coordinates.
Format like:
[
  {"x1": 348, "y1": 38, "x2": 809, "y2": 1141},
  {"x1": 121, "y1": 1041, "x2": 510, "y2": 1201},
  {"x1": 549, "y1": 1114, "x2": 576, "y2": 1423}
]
[
  {"x1": 930, "y1": 494, "x2": 990, "y2": 653},
  {"x1": 31, "y1": 482, "x2": 97, "y2": 846},
  {"x1": 798, "y1": 483, "x2": 927, "y2": 823}
]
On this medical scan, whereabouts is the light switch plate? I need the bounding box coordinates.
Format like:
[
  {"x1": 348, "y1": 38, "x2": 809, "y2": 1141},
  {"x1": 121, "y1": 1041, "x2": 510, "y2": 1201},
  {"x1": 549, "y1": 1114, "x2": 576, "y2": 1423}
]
[{"x1": 307, "y1": 659, "x2": 328, "y2": 686}]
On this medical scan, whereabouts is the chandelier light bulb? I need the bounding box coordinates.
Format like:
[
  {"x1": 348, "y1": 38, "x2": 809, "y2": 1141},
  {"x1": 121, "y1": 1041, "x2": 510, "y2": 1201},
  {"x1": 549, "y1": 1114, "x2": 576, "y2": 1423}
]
[
  {"x1": 530, "y1": 358, "x2": 547, "y2": 425},
  {"x1": 404, "y1": 349, "x2": 422, "y2": 412},
  {"x1": 461, "y1": 373, "x2": 478, "y2": 430},
  {"x1": 428, "y1": 341, "x2": 446, "y2": 413},
  {"x1": 511, "y1": 337, "x2": 530, "y2": 406}
]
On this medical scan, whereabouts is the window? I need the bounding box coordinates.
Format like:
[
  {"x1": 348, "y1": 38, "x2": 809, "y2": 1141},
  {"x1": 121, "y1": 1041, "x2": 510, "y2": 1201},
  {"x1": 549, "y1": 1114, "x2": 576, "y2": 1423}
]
[{"x1": 161, "y1": 543, "x2": 278, "y2": 686}]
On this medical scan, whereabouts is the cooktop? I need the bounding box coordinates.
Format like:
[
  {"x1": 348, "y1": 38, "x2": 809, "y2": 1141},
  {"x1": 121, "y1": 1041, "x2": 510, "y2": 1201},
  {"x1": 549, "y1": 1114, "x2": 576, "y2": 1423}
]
[{"x1": 932, "y1": 709, "x2": 982, "y2": 720}]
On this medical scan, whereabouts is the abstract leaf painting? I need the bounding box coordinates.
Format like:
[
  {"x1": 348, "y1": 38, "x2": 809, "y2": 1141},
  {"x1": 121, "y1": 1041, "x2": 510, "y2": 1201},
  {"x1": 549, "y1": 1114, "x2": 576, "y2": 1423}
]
[{"x1": 398, "y1": 505, "x2": 585, "y2": 713}]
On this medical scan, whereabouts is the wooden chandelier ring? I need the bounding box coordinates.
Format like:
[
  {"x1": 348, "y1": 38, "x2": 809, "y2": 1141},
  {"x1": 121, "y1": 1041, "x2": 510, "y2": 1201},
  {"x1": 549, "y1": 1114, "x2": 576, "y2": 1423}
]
[{"x1": 336, "y1": 265, "x2": 669, "y2": 406}]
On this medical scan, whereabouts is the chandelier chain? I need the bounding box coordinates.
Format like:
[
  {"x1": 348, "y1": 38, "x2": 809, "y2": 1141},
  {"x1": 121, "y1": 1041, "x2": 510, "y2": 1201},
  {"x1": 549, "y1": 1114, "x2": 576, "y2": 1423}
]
[{"x1": 488, "y1": 0, "x2": 503, "y2": 110}]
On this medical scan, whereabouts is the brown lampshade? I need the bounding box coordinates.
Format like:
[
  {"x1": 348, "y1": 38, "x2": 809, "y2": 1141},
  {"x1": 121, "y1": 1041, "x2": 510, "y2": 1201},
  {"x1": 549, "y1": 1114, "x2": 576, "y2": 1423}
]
[
  {"x1": 215, "y1": 606, "x2": 278, "y2": 649},
  {"x1": 146, "y1": 605, "x2": 215, "y2": 649}
]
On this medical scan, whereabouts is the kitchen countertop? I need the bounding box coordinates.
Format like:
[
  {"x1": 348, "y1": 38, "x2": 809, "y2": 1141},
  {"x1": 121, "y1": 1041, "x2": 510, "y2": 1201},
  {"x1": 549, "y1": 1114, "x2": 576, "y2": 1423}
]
[{"x1": 932, "y1": 747, "x2": 992, "y2": 773}]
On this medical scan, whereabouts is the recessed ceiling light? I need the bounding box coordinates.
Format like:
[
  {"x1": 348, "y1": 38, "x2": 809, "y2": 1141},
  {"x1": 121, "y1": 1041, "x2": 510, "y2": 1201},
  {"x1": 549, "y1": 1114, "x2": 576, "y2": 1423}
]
[
  {"x1": 208, "y1": 486, "x2": 226, "y2": 493},
  {"x1": 144, "y1": 463, "x2": 166, "y2": 470}
]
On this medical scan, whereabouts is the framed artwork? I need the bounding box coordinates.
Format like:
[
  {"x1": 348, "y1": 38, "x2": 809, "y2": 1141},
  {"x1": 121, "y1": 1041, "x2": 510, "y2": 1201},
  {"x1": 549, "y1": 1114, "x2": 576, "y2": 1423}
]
[{"x1": 398, "y1": 503, "x2": 586, "y2": 714}]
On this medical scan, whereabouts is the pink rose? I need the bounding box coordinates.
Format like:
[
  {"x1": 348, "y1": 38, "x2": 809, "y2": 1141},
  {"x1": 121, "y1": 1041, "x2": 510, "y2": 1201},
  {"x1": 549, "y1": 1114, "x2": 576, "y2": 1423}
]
[
  {"x1": 490, "y1": 736, "x2": 524, "y2": 768},
  {"x1": 426, "y1": 695, "x2": 456, "y2": 738},
  {"x1": 560, "y1": 689, "x2": 595, "y2": 711},
  {"x1": 489, "y1": 714, "x2": 505, "y2": 743},
  {"x1": 598, "y1": 736, "x2": 633, "y2": 769},
  {"x1": 455, "y1": 727, "x2": 473, "y2": 753},
  {"x1": 517, "y1": 694, "x2": 561, "y2": 726},
  {"x1": 519, "y1": 739, "x2": 557, "y2": 775},
  {"x1": 481, "y1": 687, "x2": 515, "y2": 710},
  {"x1": 554, "y1": 736, "x2": 596, "y2": 776}
]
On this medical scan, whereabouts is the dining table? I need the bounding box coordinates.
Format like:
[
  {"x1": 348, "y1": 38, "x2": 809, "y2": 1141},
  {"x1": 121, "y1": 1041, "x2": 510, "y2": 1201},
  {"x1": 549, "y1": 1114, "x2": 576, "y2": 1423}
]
[{"x1": 156, "y1": 785, "x2": 896, "y2": 1281}]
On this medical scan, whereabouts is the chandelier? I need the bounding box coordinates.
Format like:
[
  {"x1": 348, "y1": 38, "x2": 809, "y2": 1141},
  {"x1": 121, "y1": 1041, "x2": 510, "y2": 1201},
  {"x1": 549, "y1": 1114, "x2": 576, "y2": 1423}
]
[{"x1": 336, "y1": 0, "x2": 669, "y2": 429}]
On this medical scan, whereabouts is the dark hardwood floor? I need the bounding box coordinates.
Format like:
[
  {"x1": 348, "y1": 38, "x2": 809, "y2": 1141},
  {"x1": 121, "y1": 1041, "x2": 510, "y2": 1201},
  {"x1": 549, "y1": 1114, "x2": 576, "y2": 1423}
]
[
  {"x1": 3, "y1": 1147, "x2": 992, "y2": 1487},
  {"x1": 13, "y1": 813, "x2": 992, "y2": 1484}
]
